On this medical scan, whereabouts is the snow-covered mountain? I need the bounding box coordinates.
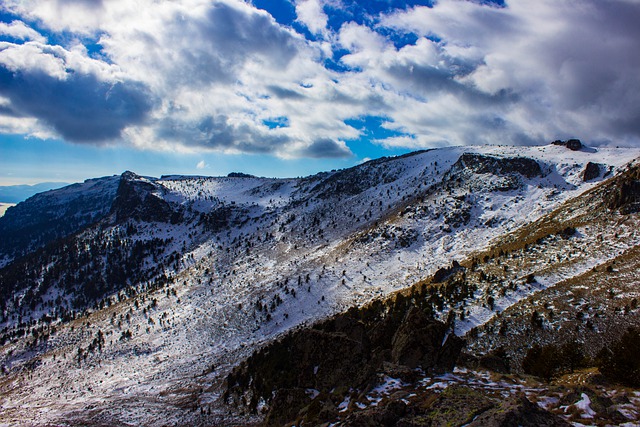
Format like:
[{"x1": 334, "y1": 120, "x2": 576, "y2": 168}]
[{"x1": 0, "y1": 142, "x2": 639, "y2": 426}]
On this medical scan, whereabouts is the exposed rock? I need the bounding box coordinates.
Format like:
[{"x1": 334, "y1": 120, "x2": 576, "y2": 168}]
[
  {"x1": 426, "y1": 385, "x2": 495, "y2": 427},
  {"x1": 391, "y1": 307, "x2": 451, "y2": 369},
  {"x1": 459, "y1": 348, "x2": 511, "y2": 374},
  {"x1": 582, "y1": 162, "x2": 602, "y2": 181},
  {"x1": 264, "y1": 388, "x2": 311, "y2": 427},
  {"x1": 566, "y1": 139, "x2": 583, "y2": 151},
  {"x1": 469, "y1": 394, "x2": 570, "y2": 427},
  {"x1": 606, "y1": 163, "x2": 640, "y2": 214},
  {"x1": 452, "y1": 153, "x2": 542, "y2": 179},
  {"x1": 338, "y1": 385, "x2": 569, "y2": 427},
  {"x1": 111, "y1": 172, "x2": 177, "y2": 223},
  {"x1": 432, "y1": 260, "x2": 464, "y2": 283},
  {"x1": 550, "y1": 138, "x2": 583, "y2": 151},
  {"x1": 342, "y1": 399, "x2": 408, "y2": 427}
]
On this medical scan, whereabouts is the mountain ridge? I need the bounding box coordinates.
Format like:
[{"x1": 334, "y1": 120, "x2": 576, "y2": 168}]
[{"x1": 0, "y1": 143, "x2": 639, "y2": 426}]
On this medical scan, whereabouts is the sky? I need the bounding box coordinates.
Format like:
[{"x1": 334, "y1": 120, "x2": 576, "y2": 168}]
[{"x1": 1, "y1": 0, "x2": 640, "y2": 185}]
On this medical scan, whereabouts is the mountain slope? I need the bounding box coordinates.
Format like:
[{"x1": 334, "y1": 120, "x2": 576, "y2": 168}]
[
  {"x1": 222, "y1": 158, "x2": 640, "y2": 426},
  {"x1": 0, "y1": 175, "x2": 119, "y2": 267},
  {"x1": 0, "y1": 143, "x2": 638, "y2": 426}
]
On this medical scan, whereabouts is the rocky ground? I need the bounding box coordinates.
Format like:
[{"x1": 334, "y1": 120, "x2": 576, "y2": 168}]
[{"x1": 313, "y1": 366, "x2": 640, "y2": 427}]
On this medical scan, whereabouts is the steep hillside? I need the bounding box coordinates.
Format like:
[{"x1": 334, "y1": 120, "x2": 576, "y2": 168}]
[
  {"x1": 221, "y1": 159, "x2": 640, "y2": 426},
  {"x1": 0, "y1": 143, "x2": 638, "y2": 426},
  {"x1": 0, "y1": 175, "x2": 119, "y2": 267}
]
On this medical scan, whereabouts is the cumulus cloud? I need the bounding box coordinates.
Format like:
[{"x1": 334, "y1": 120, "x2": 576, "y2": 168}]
[
  {"x1": 0, "y1": 0, "x2": 639, "y2": 158},
  {"x1": 0, "y1": 21, "x2": 46, "y2": 43},
  {"x1": 0, "y1": 42, "x2": 153, "y2": 142},
  {"x1": 379, "y1": 0, "x2": 640, "y2": 146},
  {"x1": 295, "y1": 0, "x2": 329, "y2": 35}
]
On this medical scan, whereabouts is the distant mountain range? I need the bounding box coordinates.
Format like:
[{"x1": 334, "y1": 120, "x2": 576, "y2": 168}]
[
  {"x1": 0, "y1": 182, "x2": 69, "y2": 203},
  {"x1": 0, "y1": 142, "x2": 639, "y2": 426}
]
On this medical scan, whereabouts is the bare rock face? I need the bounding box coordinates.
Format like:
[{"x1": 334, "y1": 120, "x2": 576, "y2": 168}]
[
  {"x1": 452, "y1": 153, "x2": 542, "y2": 179},
  {"x1": 111, "y1": 171, "x2": 177, "y2": 223},
  {"x1": 566, "y1": 139, "x2": 583, "y2": 151},
  {"x1": 582, "y1": 162, "x2": 602, "y2": 181},
  {"x1": 606, "y1": 163, "x2": 640, "y2": 214}
]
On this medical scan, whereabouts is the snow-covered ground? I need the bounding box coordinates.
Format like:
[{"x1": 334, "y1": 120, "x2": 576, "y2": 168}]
[{"x1": 0, "y1": 144, "x2": 638, "y2": 425}]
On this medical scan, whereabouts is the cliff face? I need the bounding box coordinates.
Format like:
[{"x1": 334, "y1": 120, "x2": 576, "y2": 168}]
[
  {"x1": 606, "y1": 163, "x2": 640, "y2": 214},
  {"x1": 110, "y1": 171, "x2": 178, "y2": 223},
  {"x1": 451, "y1": 153, "x2": 542, "y2": 179}
]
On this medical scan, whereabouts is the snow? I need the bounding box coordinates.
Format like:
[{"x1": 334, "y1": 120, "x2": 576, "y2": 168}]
[
  {"x1": 1, "y1": 144, "x2": 639, "y2": 425},
  {"x1": 575, "y1": 393, "x2": 596, "y2": 419},
  {"x1": 338, "y1": 395, "x2": 351, "y2": 412}
]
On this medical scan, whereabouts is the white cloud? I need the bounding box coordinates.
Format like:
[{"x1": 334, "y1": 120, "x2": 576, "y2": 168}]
[
  {"x1": 0, "y1": 20, "x2": 46, "y2": 43},
  {"x1": 196, "y1": 160, "x2": 207, "y2": 169},
  {"x1": 295, "y1": 0, "x2": 329, "y2": 35},
  {"x1": 1, "y1": 0, "x2": 639, "y2": 156},
  {"x1": 379, "y1": 0, "x2": 640, "y2": 146}
]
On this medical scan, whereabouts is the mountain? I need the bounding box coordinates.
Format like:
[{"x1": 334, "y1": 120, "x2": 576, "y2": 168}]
[
  {"x1": 0, "y1": 182, "x2": 69, "y2": 204},
  {"x1": 0, "y1": 143, "x2": 639, "y2": 426},
  {"x1": 0, "y1": 176, "x2": 119, "y2": 266}
]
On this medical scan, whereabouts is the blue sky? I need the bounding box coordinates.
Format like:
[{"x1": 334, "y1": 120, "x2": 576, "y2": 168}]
[{"x1": 1, "y1": 0, "x2": 639, "y2": 186}]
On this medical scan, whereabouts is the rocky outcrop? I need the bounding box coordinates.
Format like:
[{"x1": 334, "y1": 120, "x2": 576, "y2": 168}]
[
  {"x1": 337, "y1": 386, "x2": 569, "y2": 427},
  {"x1": 566, "y1": 139, "x2": 583, "y2": 151},
  {"x1": 391, "y1": 307, "x2": 463, "y2": 370},
  {"x1": 111, "y1": 171, "x2": 178, "y2": 223},
  {"x1": 432, "y1": 260, "x2": 464, "y2": 283},
  {"x1": 452, "y1": 153, "x2": 542, "y2": 179},
  {"x1": 552, "y1": 139, "x2": 583, "y2": 151},
  {"x1": 225, "y1": 301, "x2": 464, "y2": 426},
  {"x1": 582, "y1": 162, "x2": 602, "y2": 181},
  {"x1": 606, "y1": 163, "x2": 640, "y2": 214},
  {"x1": 469, "y1": 394, "x2": 570, "y2": 426}
]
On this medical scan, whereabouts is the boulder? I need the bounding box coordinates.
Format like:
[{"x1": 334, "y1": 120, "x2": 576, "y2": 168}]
[
  {"x1": 566, "y1": 139, "x2": 582, "y2": 150},
  {"x1": 582, "y1": 162, "x2": 602, "y2": 181}
]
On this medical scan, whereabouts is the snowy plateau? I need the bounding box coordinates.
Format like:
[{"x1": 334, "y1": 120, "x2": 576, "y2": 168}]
[{"x1": 0, "y1": 143, "x2": 639, "y2": 426}]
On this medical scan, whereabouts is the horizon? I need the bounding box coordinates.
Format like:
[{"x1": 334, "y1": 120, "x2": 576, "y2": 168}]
[
  {"x1": 2, "y1": 0, "x2": 640, "y2": 187},
  {"x1": 0, "y1": 139, "x2": 636, "y2": 189}
]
